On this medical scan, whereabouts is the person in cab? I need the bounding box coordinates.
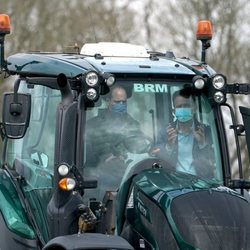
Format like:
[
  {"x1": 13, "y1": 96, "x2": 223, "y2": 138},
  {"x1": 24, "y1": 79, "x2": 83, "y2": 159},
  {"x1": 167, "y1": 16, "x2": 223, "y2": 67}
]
[
  {"x1": 154, "y1": 89, "x2": 215, "y2": 178},
  {"x1": 85, "y1": 86, "x2": 141, "y2": 166},
  {"x1": 85, "y1": 86, "x2": 142, "y2": 200}
]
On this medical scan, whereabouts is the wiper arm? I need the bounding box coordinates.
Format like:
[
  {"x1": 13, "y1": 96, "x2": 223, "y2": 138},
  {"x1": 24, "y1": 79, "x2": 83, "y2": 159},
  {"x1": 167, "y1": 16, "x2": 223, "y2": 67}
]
[{"x1": 3, "y1": 164, "x2": 45, "y2": 247}]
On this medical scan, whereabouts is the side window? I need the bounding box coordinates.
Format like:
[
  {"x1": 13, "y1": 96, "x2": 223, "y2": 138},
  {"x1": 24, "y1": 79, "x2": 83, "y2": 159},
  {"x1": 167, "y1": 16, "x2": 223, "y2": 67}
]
[
  {"x1": 7, "y1": 85, "x2": 60, "y2": 171},
  {"x1": 221, "y1": 104, "x2": 250, "y2": 179},
  {"x1": 198, "y1": 96, "x2": 223, "y2": 181}
]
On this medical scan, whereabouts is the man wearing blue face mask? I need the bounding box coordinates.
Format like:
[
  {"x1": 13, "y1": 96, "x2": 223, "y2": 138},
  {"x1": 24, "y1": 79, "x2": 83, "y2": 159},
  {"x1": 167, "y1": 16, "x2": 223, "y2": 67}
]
[
  {"x1": 85, "y1": 86, "x2": 143, "y2": 200},
  {"x1": 154, "y1": 89, "x2": 214, "y2": 178},
  {"x1": 108, "y1": 86, "x2": 129, "y2": 120},
  {"x1": 109, "y1": 89, "x2": 127, "y2": 115},
  {"x1": 86, "y1": 86, "x2": 141, "y2": 165}
]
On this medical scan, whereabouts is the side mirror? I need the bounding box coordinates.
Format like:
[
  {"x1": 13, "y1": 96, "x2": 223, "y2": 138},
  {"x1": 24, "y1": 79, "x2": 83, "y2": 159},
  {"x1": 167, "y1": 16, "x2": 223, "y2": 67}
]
[
  {"x1": 2, "y1": 92, "x2": 31, "y2": 139},
  {"x1": 240, "y1": 106, "x2": 250, "y2": 159}
]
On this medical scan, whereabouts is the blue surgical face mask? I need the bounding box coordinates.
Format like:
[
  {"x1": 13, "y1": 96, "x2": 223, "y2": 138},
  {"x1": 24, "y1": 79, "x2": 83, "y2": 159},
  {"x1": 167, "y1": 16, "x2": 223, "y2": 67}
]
[
  {"x1": 175, "y1": 107, "x2": 192, "y2": 122},
  {"x1": 111, "y1": 102, "x2": 127, "y2": 114}
]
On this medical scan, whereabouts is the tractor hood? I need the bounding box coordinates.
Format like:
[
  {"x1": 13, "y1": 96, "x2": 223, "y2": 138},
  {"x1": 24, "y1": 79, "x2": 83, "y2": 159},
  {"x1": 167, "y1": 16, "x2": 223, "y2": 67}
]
[{"x1": 122, "y1": 167, "x2": 250, "y2": 249}]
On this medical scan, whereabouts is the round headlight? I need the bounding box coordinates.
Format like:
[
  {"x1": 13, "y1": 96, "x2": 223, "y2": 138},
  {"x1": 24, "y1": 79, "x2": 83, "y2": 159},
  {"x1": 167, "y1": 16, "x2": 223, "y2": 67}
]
[
  {"x1": 106, "y1": 75, "x2": 116, "y2": 86},
  {"x1": 86, "y1": 71, "x2": 99, "y2": 87},
  {"x1": 214, "y1": 91, "x2": 225, "y2": 103},
  {"x1": 86, "y1": 88, "x2": 98, "y2": 100},
  {"x1": 194, "y1": 78, "x2": 205, "y2": 89},
  {"x1": 212, "y1": 75, "x2": 226, "y2": 90},
  {"x1": 192, "y1": 76, "x2": 206, "y2": 90},
  {"x1": 58, "y1": 164, "x2": 69, "y2": 176}
]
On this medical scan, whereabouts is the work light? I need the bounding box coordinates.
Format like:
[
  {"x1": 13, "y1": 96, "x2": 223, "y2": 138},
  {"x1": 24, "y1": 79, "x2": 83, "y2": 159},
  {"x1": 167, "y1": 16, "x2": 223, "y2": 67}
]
[
  {"x1": 85, "y1": 71, "x2": 100, "y2": 87},
  {"x1": 86, "y1": 88, "x2": 98, "y2": 101},
  {"x1": 212, "y1": 74, "x2": 226, "y2": 90},
  {"x1": 103, "y1": 72, "x2": 116, "y2": 86},
  {"x1": 193, "y1": 76, "x2": 206, "y2": 89},
  {"x1": 58, "y1": 164, "x2": 70, "y2": 176},
  {"x1": 214, "y1": 91, "x2": 225, "y2": 104}
]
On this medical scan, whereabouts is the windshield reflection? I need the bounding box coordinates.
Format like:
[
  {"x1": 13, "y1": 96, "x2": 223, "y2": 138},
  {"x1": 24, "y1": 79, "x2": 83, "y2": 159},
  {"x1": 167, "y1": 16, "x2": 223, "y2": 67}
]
[{"x1": 84, "y1": 81, "x2": 223, "y2": 201}]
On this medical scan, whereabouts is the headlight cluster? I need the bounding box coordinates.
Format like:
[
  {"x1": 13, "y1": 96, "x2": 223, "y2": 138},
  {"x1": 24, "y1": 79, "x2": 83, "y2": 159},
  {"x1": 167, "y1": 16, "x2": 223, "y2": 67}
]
[
  {"x1": 57, "y1": 163, "x2": 76, "y2": 191},
  {"x1": 192, "y1": 74, "x2": 227, "y2": 104},
  {"x1": 83, "y1": 70, "x2": 116, "y2": 101},
  {"x1": 211, "y1": 74, "x2": 227, "y2": 104},
  {"x1": 84, "y1": 71, "x2": 100, "y2": 101}
]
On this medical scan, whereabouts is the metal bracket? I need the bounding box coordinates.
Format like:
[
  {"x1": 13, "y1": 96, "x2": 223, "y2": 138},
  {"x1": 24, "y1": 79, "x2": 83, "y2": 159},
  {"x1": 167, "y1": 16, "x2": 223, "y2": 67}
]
[
  {"x1": 227, "y1": 83, "x2": 250, "y2": 95},
  {"x1": 229, "y1": 124, "x2": 245, "y2": 135},
  {"x1": 0, "y1": 122, "x2": 5, "y2": 140}
]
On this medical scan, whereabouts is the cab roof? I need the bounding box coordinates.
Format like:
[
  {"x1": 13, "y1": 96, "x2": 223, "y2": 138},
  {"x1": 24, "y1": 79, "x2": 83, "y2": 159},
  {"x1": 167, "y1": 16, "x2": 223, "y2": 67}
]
[{"x1": 6, "y1": 43, "x2": 216, "y2": 78}]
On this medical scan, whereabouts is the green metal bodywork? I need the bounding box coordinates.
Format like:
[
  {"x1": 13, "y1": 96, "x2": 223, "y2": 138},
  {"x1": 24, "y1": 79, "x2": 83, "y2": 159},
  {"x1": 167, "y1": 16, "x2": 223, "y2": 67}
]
[{"x1": 118, "y1": 167, "x2": 249, "y2": 249}]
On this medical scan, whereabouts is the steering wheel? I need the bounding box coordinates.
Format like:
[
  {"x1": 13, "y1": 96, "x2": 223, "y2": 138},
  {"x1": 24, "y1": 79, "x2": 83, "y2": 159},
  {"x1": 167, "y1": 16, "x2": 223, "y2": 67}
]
[{"x1": 113, "y1": 134, "x2": 153, "y2": 155}]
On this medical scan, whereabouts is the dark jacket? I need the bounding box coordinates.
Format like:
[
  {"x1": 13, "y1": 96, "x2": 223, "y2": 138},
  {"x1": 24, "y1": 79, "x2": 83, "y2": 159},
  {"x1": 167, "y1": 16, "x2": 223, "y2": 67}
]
[
  {"x1": 85, "y1": 109, "x2": 141, "y2": 166},
  {"x1": 156, "y1": 120, "x2": 215, "y2": 178}
]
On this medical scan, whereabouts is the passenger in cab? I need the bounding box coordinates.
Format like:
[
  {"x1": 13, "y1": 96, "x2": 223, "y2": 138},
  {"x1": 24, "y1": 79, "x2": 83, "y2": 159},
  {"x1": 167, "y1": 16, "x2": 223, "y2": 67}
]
[{"x1": 154, "y1": 89, "x2": 215, "y2": 178}]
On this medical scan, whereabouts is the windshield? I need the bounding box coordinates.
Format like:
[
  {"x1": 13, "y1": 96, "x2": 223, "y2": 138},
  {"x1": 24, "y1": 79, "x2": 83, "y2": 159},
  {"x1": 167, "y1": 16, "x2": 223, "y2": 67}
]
[
  {"x1": 5, "y1": 79, "x2": 223, "y2": 209},
  {"x1": 84, "y1": 80, "x2": 223, "y2": 201}
]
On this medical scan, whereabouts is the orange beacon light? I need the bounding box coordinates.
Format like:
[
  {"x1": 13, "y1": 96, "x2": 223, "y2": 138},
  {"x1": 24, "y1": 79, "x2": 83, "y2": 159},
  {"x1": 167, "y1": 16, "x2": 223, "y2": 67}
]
[
  {"x1": 196, "y1": 20, "x2": 212, "y2": 41},
  {"x1": 196, "y1": 20, "x2": 213, "y2": 63},
  {"x1": 0, "y1": 14, "x2": 11, "y2": 35},
  {"x1": 0, "y1": 14, "x2": 11, "y2": 71}
]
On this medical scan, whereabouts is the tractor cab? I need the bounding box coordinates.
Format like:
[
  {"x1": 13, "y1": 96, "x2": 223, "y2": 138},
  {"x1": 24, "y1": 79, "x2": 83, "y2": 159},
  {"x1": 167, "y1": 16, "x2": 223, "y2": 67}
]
[{"x1": 1, "y1": 15, "x2": 250, "y2": 250}]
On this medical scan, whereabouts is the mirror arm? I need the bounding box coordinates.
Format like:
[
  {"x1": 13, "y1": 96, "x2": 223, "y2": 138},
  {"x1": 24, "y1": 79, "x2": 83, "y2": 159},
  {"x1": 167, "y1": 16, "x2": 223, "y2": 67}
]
[
  {"x1": 0, "y1": 122, "x2": 5, "y2": 140},
  {"x1": 0, "y1": 35, "x2": 7, "y2": 72},
  {"x1": 227, "y1": 83, "x2": 250, "y2": 95},
  {"x1": 227, "y1": 179, "x2": 250, "y2": 189},
  {"x1": 13, "y1": 78, "x2": 21, "y2": 100},
  {"x1": 9, "y1": 78, "x2": 23, "y2": 116}
]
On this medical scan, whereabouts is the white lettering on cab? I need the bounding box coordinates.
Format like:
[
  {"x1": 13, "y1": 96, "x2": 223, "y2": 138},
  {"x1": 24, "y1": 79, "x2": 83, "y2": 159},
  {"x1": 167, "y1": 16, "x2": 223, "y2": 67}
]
[{"x1": 134, "y1": 83, "x2": 168, "y2": 93}]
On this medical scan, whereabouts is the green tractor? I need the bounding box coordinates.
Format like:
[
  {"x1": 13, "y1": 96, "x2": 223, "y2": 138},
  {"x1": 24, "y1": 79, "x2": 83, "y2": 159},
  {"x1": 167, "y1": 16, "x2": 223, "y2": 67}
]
[{"x1": 1, "y1": 15, "x2": 250, "y2": 249}]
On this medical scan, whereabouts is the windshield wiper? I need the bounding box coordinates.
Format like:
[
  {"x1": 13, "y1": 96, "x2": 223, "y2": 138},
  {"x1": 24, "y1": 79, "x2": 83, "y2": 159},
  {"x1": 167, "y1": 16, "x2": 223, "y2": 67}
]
[{"x1": 3, "y1": 164, "x2": 45, "y2": 248}]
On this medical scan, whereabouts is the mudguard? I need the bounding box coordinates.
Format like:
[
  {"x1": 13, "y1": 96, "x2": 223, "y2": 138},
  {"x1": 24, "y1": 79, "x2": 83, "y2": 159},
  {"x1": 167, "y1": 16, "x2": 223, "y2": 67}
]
[{"x1": 43, "y1": 233, "x2": 133, "y2": 250}]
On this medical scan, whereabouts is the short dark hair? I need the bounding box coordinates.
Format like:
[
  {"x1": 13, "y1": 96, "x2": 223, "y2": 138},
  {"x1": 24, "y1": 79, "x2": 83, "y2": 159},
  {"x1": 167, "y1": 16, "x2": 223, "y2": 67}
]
[
  {"x1": 106, "y1": 85, "x2": 132, "y2": 101},
  {"x1": 105, "y1": 86, "x2": 126, "y2": 101},
  {"x1": 172, "y1": 88, "x2": 195, "y2": 105}
]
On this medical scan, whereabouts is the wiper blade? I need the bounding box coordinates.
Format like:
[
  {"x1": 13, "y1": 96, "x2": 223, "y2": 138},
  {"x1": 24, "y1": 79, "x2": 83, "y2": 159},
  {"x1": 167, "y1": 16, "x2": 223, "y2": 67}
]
[{"x1": 3, "y1": 164, "x2": 45, "y2": 247}]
